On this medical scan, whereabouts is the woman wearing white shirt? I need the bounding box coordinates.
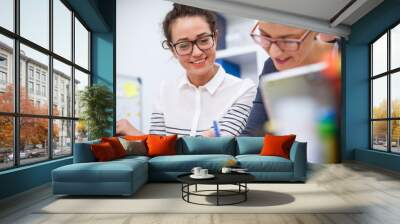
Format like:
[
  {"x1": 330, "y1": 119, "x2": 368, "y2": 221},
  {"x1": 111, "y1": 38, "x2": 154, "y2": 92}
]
[{"x1": 117, "y1": 4, "x2": 256, "y2": 137}]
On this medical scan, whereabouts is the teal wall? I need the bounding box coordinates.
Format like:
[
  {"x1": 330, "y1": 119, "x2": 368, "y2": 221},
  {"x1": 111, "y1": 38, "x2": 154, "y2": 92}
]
[
  {"x1": 343, "y1": 0, "x2": 400, "y2": 171},
  {"x1": 0, "y1": 158, "x2": 72, "y2": 199},
  {"x1": 91, "y1": 0, "x2": 116, "y2": 135},
  {"x1": 0, "y1": 0, "x2": 116, "y2": 200}
]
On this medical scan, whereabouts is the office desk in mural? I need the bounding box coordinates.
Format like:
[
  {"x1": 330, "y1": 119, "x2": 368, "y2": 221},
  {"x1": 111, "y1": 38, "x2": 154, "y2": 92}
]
[{"x1": 116, "y1": 75, "x2": 142, "y2": 130}]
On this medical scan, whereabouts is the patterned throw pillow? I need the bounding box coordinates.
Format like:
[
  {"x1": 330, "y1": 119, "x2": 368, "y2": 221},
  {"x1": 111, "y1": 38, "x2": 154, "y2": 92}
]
[{"x1": 118, "y1": 137, "x2": 147, "y2": 156}]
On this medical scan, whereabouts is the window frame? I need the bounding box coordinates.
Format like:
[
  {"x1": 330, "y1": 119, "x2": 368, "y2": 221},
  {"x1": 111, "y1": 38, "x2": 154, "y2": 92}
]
[
  {"x1": 370, "y1": 21, "x2": 400, "y2": 154},
  {"x1": 0, "y1": 0, "x2": 92, "y2": 171}
]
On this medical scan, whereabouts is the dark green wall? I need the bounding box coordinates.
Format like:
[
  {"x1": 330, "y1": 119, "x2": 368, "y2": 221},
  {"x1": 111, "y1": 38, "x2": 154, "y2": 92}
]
[{"x1": 343, "y1": 0, "x2": 400, "y2": 171}]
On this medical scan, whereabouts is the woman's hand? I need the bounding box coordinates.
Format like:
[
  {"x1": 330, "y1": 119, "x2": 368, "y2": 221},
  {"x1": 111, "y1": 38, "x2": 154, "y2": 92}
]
[
  {"x1": 116, "y1": 119, "x2": 143, "y2": 136},
  {"x1": 200, "y1": 129, "x2": 215, "y2": 137}
]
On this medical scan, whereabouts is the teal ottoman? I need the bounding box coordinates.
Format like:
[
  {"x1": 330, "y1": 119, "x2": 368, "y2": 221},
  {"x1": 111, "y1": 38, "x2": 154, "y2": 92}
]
[{"x1": 52, "y1": 156, "x2": 148, "y2": 196}]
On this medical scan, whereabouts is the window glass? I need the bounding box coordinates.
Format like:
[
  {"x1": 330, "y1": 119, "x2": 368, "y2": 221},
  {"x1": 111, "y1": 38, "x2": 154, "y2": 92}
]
[
  {"x1": 372, "y1": 77, "x2": 387, "y2": 119},
  {"x1": 75, "y1": 120, "x2": 88, "y2": 143},
  {"x1": 53, "y1": 59, "x2": 72, "y2": 116},
  {"x1": 0, "y1": 35, "x2": 14, "y2": 113},
  {"x1": 74, "y1": 69, "x2": 89, "y2": 118},
  {"x1": 372, "y1": 33, "x2": 387, "y2": 76},
  {"x1": 20, "y1": 0, "x2": 49, "y2": 49},
  {"x1": 20, "y1": 44, "x2": 49, "y2": 115},
  {"x1": 0, "y1": 116, "x2": 13, "y2": 170},
  {"x1": 53, "y1": 0, "x2": 72, "y2": 60},
  {"x1": 372, "y1": 121, "x2": 388, "y2": 151},
  {"x1": 19, "y1": 117, "x2": 49, "y2": 165},
  {"x1": 391, "y1": 24, "x2": 400, "y2": 70},
  {"x1": 0, "y1": 0, "x2": 14, "y2": 31},
  {"x1": 391, "y1": 72, "x2": 400, "y2": 118},
  {"x1": 0, "y1": 0, "x2": 93, "y2": 168},
  {"x1": 53, "y1": 119, "x2": 72, "y2": 158},
  {"x1": 391, "y1": 120, "x2": 400, "y2": 153},
  {"x1": 74, "y1": 18, "x2": 89, "y2": 70}
]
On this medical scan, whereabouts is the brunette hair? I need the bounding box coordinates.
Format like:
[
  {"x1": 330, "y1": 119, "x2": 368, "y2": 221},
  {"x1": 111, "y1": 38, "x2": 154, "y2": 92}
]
[{"x1": 162, "y1": 3, "x2": 216, "y2": 44}]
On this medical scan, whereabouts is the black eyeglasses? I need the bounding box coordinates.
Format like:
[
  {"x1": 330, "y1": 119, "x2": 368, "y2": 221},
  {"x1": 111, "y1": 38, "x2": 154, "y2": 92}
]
[
  {"x1": 250, "y1": 22, "x2": 311, "y2": 52},
  {"x1": 162, "y1": 33, "x2": 215, "y2": 56}
]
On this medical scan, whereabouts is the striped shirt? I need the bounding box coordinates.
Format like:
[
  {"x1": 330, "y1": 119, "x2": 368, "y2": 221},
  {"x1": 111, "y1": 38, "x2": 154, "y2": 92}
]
[{"x1": 149, "y1": 65, "x2": 256, "y2": 137}]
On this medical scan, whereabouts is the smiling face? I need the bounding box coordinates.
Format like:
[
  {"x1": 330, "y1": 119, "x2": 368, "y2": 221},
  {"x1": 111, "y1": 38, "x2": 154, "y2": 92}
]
[
  {"x1": 257, "y1": 22, "x2": 317, "y2": 71},
  {"x1": 170, "y1": 16, "x2": 217, "y2": 78}
]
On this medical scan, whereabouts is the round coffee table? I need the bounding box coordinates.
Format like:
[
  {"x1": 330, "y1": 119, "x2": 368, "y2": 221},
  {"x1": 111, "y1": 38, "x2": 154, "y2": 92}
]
[{"x1": 177, "y1": 172, "x2": 255, "y2": 206}]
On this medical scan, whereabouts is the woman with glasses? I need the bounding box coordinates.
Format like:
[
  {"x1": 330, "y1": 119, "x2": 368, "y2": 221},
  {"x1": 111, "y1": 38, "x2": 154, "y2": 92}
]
[
  {"x1": 117, "y1": 4, "x2": 256, "y2": 137},
  {"x1": 241, "y1": 22, "x2": 339, "y2": 136}
]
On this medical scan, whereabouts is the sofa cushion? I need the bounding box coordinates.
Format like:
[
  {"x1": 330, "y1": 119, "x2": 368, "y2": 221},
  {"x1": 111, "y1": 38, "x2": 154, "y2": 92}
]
[
  {"x1": 236, "y1": 155, "x2": 293, "y2": 172},
  {"x1": 52, "y1": 158, "x2": 147, "y2": 183},
  {"x1": 73, "y1": 139, "x2": 100, "y2": 163},
  {"x1": 179, "y1": 136, "x2": 235, "y2": 155},
  {"x1": 148, "y1": 154, "x2": 235, "y2": 172},
  {"x1": 236, "y1": 137, "x2": 263, "y2": 155},
  {"x1": 115, "y1": 155, "x2": 150, "y2": 164}
]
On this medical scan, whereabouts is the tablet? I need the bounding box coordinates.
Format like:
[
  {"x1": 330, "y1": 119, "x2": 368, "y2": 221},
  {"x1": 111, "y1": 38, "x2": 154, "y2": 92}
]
[{"x1": 260, "y1": 62, "x2": 339, "y2": 163}]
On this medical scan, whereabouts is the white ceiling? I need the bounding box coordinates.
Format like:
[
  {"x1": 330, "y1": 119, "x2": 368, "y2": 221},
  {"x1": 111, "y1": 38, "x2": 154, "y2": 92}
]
[
  {"x1": 225, "y1": 0, "x2": 352, "y2": 22},
  {"x1": 169, "y1": 0, "x2": 384, "y2": 38}
]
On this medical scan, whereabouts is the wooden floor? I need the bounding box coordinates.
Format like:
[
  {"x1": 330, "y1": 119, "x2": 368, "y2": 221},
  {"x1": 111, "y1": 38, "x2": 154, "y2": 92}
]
[{"x1": 1, "y1": 162, "x2": 400, "y2": 224}]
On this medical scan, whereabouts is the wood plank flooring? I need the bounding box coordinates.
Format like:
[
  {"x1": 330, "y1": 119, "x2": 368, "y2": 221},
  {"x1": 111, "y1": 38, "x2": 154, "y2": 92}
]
[{"x1": 1, "y1": 162, "x2": 400, "y2": 224}]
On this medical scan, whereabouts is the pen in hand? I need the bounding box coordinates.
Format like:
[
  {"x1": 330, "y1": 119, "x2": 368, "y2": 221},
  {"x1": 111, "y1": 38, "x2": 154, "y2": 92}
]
[{"x1": 212, "y1": 120, "x2": 221, "y2": 137}]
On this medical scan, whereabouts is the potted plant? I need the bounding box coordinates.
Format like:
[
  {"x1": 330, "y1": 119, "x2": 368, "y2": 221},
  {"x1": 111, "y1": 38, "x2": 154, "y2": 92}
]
[{"x1": 79, "y1": 84, "x2": 114, "y2": 140}]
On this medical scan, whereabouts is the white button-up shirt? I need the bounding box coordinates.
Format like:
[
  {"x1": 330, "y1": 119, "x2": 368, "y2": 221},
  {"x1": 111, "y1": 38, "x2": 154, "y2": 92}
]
[{"x1": 149, "y1": 65, "x2": 256, "y2": 136}]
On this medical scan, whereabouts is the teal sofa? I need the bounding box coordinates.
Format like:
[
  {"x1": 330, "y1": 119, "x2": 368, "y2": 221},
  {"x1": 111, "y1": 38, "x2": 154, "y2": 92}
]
[{"x1": 52, "y1": 137, "x2": 307, "y2": 196}]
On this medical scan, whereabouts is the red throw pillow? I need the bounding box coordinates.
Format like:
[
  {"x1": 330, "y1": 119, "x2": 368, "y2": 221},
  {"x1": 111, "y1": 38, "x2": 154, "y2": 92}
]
[
  {"x1": 146, "y1": 134, "x2": 177, "y2": 157},
  {"x1": 260, "y1": 134, "x2": 296, "y2": 159},
  {"x1": 91, "y1": 142, "x2": 118, "y2": 161},
  {"x1": 124, "y1": 135, "x2": 148, "y2": 141},
  {"x1": 101, "y1": 137, "x2": 127, "y2": 158}
]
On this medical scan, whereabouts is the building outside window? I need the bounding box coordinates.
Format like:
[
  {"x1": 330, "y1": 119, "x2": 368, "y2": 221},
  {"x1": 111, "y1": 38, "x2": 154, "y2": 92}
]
[
  {"x1": 28, "y1": 81, "x2": 34, "y2": 94},
  {"x1": 370, "y1": 23, "x2": 400, "y2": 154},
  {"x1": 35, "y1": 70, "x2": 40, "y2": 81},
  {"x1": 0, "y1": 54, "x2": 7, "y2": 88},
  {"x1": 28, "y1": 67, "x2": 34, "y2": 80},
  {"x1": 41, "y1": 73, "x2": 46, "y2": 83},
  {"x1": 0, "y1": 54, "x2": 6, "y2": 67},
  {"x1": 36, "y1": 83, "x2": 40, "y2": 95},
  {"x1": 42, "y1": 85, "x2": 46, "y2": 97}
]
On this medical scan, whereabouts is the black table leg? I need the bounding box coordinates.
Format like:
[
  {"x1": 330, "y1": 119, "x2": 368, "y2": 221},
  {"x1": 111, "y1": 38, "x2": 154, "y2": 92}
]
[
  {"x1": 187, "y1": 184, "x2": 190, "y2": 202},
  {"x1": 245, "y1": 183, "x2": 247, "y2": 201},
  {"x1": 217, "y1": 184, "x2": 219, "y2": 206}
]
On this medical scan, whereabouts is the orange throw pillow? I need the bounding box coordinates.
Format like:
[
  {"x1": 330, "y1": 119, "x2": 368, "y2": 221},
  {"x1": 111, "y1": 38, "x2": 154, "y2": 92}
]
[
  {"x1": 91, "y1": 142, "x2": 117, "y2": 161},
  {"x1": 101, "y1": 137, "x2": 127, "y2": 158},
  {"x1": 260, "y1": 134, "x2": 296, "y2": 159},
  {"x1": 124, "y1": 135, "x2": 148, "y2": 141},
  {"x1": 146, "y1": 134, "x2": 177, "y2": 157}
]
